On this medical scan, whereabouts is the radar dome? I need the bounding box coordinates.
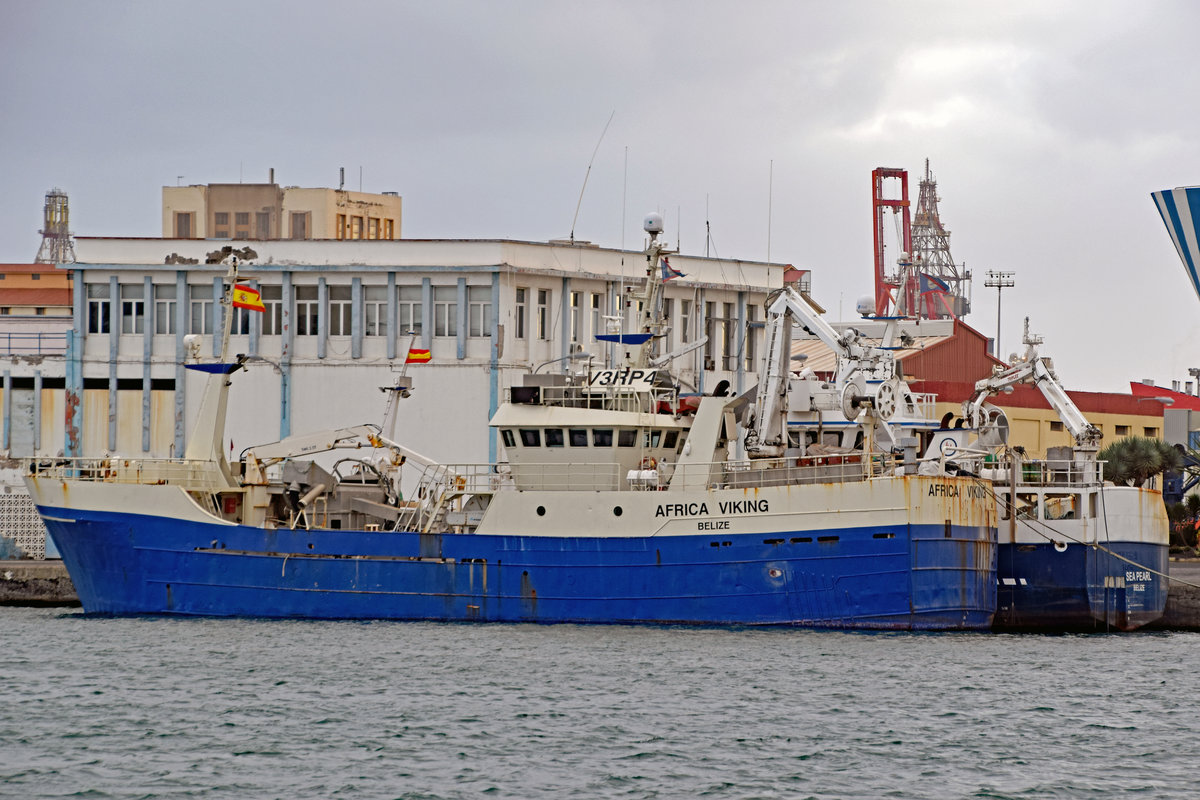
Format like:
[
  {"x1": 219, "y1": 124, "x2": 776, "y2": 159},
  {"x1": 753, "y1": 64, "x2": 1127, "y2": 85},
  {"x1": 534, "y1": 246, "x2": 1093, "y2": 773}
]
[
  {"x1": 855, "y1": 296, "x2": 875, "y2": 317},
  {"x1": 643, "y1": 213, "x2": 664, "y2": 234}
]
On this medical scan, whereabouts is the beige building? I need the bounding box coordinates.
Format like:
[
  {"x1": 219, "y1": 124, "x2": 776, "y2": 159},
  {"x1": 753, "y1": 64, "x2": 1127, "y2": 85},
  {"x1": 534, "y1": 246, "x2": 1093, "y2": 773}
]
[{"x1": 162, "y1": 180, "x2": 402, "y2": 241}]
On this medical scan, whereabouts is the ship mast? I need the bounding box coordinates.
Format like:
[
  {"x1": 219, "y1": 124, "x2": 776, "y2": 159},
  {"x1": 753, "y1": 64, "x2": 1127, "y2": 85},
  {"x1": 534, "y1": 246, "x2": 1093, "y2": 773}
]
[
  {"x1": 628, "y1": 212, "x2": 670, "y2": 369},
  {"x1": 182, "y1": 259, "x2": 245, "y2": 486}
]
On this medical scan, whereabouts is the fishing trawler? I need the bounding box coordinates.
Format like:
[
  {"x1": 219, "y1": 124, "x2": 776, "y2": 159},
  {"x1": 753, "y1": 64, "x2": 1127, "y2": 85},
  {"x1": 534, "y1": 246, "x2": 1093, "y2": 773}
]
[
  {"x1": 924, "y1": 320, "x2": 1169, "y2": 631},
  {"x1": 25, "y1": 214, "x2": 997, "y2": 628}
]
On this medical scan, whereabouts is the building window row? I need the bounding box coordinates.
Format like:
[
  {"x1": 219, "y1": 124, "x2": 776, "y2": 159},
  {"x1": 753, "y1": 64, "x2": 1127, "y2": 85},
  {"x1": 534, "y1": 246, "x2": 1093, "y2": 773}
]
[
  {"x1": 85, "y1": 282, "x2": 491, "y2": 339},
  {"x1": 335, "y1": 214, "x2": 397, "y2": 241}
]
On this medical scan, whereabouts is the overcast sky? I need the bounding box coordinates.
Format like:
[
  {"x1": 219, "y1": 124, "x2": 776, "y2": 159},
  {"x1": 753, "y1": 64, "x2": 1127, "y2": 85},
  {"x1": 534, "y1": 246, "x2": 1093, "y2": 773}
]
[{"x1": 3, "y1": 1, "x2": 1198, "y2": 392}]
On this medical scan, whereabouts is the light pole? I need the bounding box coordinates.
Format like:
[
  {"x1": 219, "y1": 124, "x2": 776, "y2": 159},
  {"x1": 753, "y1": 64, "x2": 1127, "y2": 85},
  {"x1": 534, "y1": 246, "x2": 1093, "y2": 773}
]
[{"x1": 985, "y1": 270, "x2": 1015, "y2": 359}]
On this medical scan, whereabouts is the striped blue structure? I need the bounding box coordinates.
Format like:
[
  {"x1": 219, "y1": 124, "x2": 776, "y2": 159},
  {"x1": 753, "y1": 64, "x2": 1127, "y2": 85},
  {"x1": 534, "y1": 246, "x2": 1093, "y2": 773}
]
[{"x1": 1152, "y1": 187, "x2": 1200, "y2": 303}]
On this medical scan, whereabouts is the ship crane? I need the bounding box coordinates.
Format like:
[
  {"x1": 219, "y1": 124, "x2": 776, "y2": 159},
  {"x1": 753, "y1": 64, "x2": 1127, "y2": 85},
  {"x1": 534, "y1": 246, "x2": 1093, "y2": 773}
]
[
  {"x1": 964, "y1": 317, "x2": 1102, "y2": 452},
  {"x1": 744, "y1": 285, "x2": 919, "y2": 457}
]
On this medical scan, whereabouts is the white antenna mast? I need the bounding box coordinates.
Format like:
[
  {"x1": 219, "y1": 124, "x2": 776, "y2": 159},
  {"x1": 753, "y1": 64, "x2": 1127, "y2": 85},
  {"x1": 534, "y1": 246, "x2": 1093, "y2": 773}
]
[
  {"x1": 767, "y1": 159, "x2": 774, "y2": 265},
  {"x1": 569, "y1": 110, "x2": 615, "y2": 244}
]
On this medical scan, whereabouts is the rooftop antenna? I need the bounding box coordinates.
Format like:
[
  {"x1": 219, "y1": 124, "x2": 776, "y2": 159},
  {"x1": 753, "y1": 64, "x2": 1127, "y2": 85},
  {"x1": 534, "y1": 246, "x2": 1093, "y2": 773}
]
[
  {"x1": 705, "y1": 194, "x2": 711, "y2": 258},
  {"x1": 569, "y1": 110, "x2": 615, "y2": 244},
  {"x1": 767, "y1": 159, "x2": 774, "y2": 265}
]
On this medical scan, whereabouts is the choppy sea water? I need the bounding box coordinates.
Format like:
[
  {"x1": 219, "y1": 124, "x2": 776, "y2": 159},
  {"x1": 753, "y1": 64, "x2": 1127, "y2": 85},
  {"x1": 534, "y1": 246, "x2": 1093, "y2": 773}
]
[{"x1": 1, "y1": 608, "x2": 1197, "y2": 800}]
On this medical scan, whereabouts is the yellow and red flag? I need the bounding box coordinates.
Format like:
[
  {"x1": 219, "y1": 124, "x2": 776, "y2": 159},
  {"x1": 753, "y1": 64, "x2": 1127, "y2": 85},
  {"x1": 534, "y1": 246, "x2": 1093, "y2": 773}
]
[
  {"x1": 231, "y1": 284, "x2": 265, "y2": 312},
  {"x1": 405, "y1": 348, "x2": 431, "y2": 364}
]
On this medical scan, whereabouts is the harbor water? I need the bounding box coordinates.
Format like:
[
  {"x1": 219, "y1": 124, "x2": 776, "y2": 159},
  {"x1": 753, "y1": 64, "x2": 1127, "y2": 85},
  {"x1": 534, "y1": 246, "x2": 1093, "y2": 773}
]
[{"x1": 1, "y1": 608, "x2": 1197, "y2": 799}]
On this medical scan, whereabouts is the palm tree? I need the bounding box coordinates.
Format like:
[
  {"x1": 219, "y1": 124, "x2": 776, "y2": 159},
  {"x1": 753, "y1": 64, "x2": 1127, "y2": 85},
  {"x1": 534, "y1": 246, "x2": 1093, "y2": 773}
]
[{"x1": 1100, "y1": 436, "x2": 1182, "y2": 487}]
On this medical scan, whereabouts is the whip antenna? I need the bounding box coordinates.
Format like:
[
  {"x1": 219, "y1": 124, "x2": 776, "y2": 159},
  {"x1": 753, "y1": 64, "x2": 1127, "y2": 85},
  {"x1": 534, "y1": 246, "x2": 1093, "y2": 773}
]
[{"x1": 569, "y1": 110, "x2": 615, "y2": 243}]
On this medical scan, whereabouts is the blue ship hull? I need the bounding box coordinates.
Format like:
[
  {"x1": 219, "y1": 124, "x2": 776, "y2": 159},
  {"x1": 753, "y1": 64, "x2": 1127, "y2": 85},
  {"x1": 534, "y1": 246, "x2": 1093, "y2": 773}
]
[
  {"x1": 41, "y1": 506, "x2": 996, "y2": 630},
  {"x1": 994, "y1": 541, "x2": 1167, "y2": 631}
]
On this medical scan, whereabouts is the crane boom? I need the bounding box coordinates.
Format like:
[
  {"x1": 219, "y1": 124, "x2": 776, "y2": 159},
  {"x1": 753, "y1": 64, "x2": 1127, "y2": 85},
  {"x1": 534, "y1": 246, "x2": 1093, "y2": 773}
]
[{"x1": 965, "y1": 318, "x2": 1101, "y2": 449}]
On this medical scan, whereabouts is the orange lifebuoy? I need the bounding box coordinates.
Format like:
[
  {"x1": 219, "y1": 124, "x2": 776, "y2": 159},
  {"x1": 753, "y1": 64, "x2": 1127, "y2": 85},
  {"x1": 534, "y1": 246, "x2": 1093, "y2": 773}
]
[{"x1": 640, "y1": 457, "x2": 658, "y2": 470}]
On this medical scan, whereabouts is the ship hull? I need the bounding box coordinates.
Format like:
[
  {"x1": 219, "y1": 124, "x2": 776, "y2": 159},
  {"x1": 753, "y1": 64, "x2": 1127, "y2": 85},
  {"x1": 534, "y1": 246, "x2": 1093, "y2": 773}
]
[
  {"x1": 994, "y1": 541, "x2": 1167, "y2": 631},
  {"x1": 33, "y1": 476, "x2": 997, "y2": 630}
]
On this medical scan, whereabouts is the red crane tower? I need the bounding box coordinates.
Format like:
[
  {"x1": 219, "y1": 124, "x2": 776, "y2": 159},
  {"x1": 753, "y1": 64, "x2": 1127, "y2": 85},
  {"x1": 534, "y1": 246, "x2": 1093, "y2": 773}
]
[
  {"x1": 872, "y1": 161, "x2": 972, "y2": 319},
  {"x1": 872, "y1": 168, "x2": 910, "y2": 316}
]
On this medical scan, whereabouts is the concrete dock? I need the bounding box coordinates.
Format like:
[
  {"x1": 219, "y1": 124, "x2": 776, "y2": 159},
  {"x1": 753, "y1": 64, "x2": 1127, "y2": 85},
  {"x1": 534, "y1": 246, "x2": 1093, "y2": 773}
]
[
  {"x1": 5, "y1": 558, "x2": 1200, "y2": 628},
  {"x1": 0, "y1": 560, "x2": 79, "y2": 607}
]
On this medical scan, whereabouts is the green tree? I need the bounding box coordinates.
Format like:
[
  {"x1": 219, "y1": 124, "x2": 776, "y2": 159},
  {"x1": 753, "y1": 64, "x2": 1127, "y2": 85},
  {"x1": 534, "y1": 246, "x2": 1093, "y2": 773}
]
[{"x1": 1100, "y1": 436, "x2": 1182, "y2": 487}]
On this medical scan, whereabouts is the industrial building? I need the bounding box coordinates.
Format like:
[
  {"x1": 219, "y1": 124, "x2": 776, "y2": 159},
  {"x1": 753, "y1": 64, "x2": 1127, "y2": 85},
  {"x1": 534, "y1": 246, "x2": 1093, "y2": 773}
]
[{"x1": 162, "y1": 175, "x2": 402, "y2": 241}]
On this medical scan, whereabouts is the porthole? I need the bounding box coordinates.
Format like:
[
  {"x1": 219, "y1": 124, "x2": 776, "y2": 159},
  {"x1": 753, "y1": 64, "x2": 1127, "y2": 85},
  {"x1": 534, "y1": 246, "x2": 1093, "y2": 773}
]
[
  {"x1": 536, "y1": 506, "x2": 546, "y2": 517},
  {"x1": 613, "y1": 506, "x2": 623, "y2": 517}
]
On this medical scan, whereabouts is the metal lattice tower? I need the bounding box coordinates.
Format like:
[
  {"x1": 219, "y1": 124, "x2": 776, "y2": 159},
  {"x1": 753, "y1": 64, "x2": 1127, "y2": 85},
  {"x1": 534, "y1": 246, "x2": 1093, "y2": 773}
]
[
  {"x1": 909, "y1": 159, "x2": 969, "y2": 319},
  {"x1": 35, "y1": 188, "x2": 76, "y2": 264}
]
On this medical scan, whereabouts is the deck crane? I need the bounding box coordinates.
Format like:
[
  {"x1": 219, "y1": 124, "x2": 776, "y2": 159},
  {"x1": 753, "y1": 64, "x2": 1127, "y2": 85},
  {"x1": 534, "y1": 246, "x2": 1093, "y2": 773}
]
[
  {"x1": 963, "y1": 317, "x2": 1101, "y2": 453},
  {"x1": 743, "y1": 285, "x2": 926, "y2": 458}
]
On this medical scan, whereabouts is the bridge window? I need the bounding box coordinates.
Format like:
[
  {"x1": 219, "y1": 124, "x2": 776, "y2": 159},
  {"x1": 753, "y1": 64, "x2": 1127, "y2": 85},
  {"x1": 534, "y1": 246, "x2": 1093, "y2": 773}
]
[
  {"x1": 544, "y1": 428, "x2": 564, "y2": 447},
  {"x1": 592, "y1": 428, "x2": 613, "y2": 447},
  {"x1": 519, "y1": 429, "x2": 541, "y2": 447},
  {"x1": 664, "y1": 430, "x2": 679, "y2": 449},
  {"x1": 618, "y1": 429, "x2": 637, "y2": 447},
  {"x1": 569, "y1": 429, "x2": 588, "y2": 447},
  {"x1": 1043, "y1": 493, "x2": 1079, "y2": 520},
  {"x1": 501, "y1": 429, "x2": 515, "y2": 448}
]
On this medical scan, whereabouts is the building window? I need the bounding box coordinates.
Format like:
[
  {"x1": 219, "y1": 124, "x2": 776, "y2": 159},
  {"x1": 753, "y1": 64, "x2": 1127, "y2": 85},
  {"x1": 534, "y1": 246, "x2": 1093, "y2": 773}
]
[
  {"x1": 591, "y1": 293, "x2": 604, "y2": 340},
  {"x1": 154, "y1": 284, "x2": 176, "y2": 335},
  {"x1": 398, "y1": 286, "x2": 422, "y2": 336},
  {"x1": 336, "y1": 214, "x2": 346, "y2": 241},
  {"x1": 1115, "y1": 425, "x2": 1130, "y2": 437},
  {"x1": 365, "y1": 286, "x2": 387, "y2": 336},
  {"x1": 662, "y1": 298, "x2": 673, "y2": 353},
  {"x1": 569, "y1": 291, "x2": 582, "y2": 342},
  {"x1": 30, "y1": 274, "x2": 40, "y2": 281},
  {"x1": 433, "y1": 286, "x2": 457, "y2": 337},
  {"x1": 189, "y1": 285, "x2": 212, "y2": 334},
  {"x1": 255, "y1": 212, "x2": 270, "y2": 239},
  {"x1": 295, "y1": 286, "x2": 318, "y2": 335},
  {"x1": 234, "y1": 212, "x2": 250, "y2": 239},
  {"x1": 214, "y1": 212, "x2": 229, "y2": 239},
  {"x1": 680, "y1": 299, "x2": 691, "y2": 344},
  {"x1": 1050, "y1": 421, "x2": 1064, "y2": 432},
  {"x1": 515, "y1": 288, "x2": 528, "y2": 339},
  {"x1": 290, "y1": 212, "x2": 309, "y2": 240},
  {"x1": 35, "y1": 308, "x2": 45, "y2": 316},
  {"x1": 87, "y1": 283, "x2": 110, "y2": 334},
  {"x1": 329, "y1": 286, "x2": 352, "y2": 336},
  {"x1": 231, "y1": 306, "x2": 253, "y2": 335},
  {"x1": 722, "y1": 302, "x2": 735, "y2": 370},
  {"x1": 704, "y1": 301, "x2": 716, "y2": 367},
  {"x1": 1145, "y1": 427, "x2": 1159, "y2": 437},
  {"x1": 350, "y1": 216, "x2": 363, "y2": 239},
  {"x1": 468, "y1": 285, "x2": 492, "y2": 337},
  {"x1": 536, "y1": 289, "x2": 550, "y2": 340},
  {"x1": 384, "y1": 219, "x2": 395, "y2": 239},
  {"x1": 368, "y1": 218, "x2": 379, "y2": 240},
  {"x1": 745, "y1": 305, "x2": 757, "y2": 372},
  {"x1": 175, "y1": 212, "x2": 194, "y2": 238},
  {"x1": 261, "y1": 285, "x2": 283, "y2": 335}
]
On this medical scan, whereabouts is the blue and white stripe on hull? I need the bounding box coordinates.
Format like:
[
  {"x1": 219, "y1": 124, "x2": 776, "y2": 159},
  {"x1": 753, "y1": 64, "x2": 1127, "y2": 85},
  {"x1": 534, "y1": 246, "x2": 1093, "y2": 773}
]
[{"x1": 40, "y1": 505, "x2": 995, "y2": 630}]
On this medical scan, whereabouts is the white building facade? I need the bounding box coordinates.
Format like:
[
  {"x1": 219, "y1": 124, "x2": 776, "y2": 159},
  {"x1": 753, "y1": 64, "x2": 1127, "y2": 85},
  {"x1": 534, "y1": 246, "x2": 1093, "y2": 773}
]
[{"x1": 11, "y1": 237, "x2": 781, "y2": 469}]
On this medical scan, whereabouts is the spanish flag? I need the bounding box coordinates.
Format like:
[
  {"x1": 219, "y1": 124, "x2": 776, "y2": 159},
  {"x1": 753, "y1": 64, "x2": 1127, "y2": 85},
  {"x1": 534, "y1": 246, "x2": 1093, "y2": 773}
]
[
  {"x1": 406, "y1": 348, "x2": 431, "y2": 364},
  {"x1": 231, "y1": 284, "x2": 265, "y2": 312}
]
